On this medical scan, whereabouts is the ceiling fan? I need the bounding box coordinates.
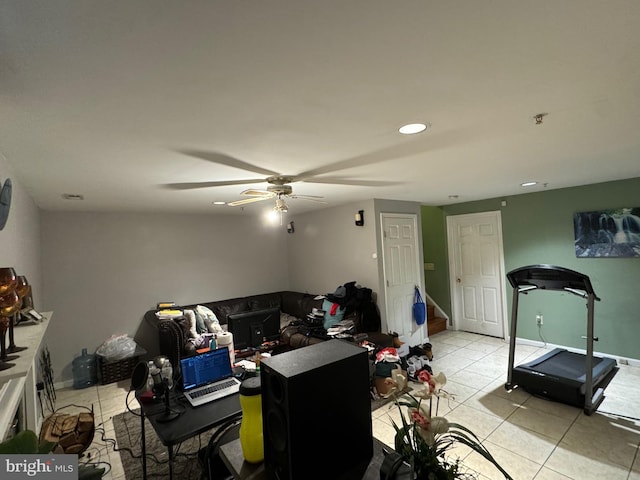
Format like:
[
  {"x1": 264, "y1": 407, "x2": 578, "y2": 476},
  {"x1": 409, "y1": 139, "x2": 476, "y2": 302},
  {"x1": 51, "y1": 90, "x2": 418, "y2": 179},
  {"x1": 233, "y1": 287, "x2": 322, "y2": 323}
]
[
  {"x1": 227, "y1": 176, "x2": 326, "y2": 210},
  {"x1": 165, "y1": 150, "x2": 400, "y2": 210}
]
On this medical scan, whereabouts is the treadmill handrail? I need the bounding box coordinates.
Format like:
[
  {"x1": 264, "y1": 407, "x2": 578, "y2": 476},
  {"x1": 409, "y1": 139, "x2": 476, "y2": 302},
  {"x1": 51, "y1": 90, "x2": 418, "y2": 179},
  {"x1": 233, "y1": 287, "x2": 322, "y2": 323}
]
[
  {"x1": 517, "y1": 285, "x2": 538, "y2": 293},
  {"x1": 507, "y1": 264, "x2": 597, "y2": 297},
  {"x1": 564, "y1": 287, "x2": 601, "y2": 301}
]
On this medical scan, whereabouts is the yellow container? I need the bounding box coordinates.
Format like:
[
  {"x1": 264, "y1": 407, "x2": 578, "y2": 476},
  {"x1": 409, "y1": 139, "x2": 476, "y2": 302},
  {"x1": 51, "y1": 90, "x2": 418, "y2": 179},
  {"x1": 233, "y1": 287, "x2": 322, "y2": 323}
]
[{"x1": 239, "y1": 376, "x2": 264, "y2": 463}]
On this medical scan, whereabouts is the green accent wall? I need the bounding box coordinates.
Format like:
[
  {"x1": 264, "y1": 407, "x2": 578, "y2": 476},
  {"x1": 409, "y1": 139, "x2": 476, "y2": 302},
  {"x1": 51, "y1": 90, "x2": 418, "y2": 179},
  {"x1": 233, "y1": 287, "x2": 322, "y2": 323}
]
[
  {"x1": 421, "y1": 177, "x2": 640, "y2": 359},
  {"x1": 421, "y1": 206, "x2": 450, "y2": 319}
]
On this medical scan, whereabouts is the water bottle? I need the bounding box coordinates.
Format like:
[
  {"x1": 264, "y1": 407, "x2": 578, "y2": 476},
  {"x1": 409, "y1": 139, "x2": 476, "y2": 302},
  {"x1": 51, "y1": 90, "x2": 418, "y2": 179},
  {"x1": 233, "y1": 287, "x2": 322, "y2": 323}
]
[
  {"x1": 239, "y1": 376, "x2": 264, "y2": 463},
  {"x1": 161, "y1": 358, "x2": 174, "y2": 389},
  {"x1": 146, "y1": 361, "x2": 156, "y2": 391},
  {"x1": 72, "y1": 348, "x2": 97, "y2": 389}
]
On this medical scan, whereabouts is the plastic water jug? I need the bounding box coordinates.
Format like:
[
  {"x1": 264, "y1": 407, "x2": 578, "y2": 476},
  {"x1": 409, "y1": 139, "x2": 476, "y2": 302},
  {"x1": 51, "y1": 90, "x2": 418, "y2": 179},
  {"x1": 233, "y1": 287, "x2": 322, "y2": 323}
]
[
  {"x1": 239, "y1": 376, "x2": 264, "y2": 463},
  {"x1": 72, "y1": 348, "x2": 97, "y2": 389}
]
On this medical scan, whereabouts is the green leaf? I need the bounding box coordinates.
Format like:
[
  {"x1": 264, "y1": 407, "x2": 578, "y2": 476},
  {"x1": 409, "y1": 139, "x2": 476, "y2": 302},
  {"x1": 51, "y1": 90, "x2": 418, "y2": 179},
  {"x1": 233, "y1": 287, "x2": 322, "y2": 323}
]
[{"x1": 0, "y1": 430, "x2": 57, "y2": 454}]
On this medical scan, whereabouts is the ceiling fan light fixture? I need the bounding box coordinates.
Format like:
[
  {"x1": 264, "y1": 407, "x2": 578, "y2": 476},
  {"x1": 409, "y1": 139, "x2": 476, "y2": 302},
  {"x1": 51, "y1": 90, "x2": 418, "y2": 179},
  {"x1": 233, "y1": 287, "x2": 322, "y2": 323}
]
[
  {"x1": 399, "y1": 123, "x2": 428, "y2": 135},
  {"x1": 274, "y1": 198, "x2": 288, "y2": 212}
]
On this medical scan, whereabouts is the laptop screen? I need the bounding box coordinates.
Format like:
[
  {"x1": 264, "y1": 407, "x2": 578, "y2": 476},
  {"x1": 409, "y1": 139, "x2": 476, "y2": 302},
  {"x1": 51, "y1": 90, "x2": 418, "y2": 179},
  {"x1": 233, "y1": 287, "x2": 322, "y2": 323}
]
[{"x1": 180, "y1": 348, "x2": 233, "y2": 391}]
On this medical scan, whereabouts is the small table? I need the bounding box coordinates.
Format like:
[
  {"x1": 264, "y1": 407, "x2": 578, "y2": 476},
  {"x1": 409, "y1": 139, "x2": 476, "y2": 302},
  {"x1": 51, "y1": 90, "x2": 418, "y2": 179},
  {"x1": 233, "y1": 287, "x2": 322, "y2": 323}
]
[
  {"x1": 219, "y1": 436, "x2": 388, "y2": 480},
  {"x1": 138, "y1": 391, "x2": 242, "y2": 480}
]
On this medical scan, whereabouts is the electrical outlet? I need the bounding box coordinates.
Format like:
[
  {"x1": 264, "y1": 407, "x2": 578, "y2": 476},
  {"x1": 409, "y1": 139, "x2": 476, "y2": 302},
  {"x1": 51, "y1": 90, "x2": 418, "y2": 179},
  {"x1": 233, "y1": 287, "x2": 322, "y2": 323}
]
[{"x1": 536, "y1": 314, "x2": 543, "y2": 325}]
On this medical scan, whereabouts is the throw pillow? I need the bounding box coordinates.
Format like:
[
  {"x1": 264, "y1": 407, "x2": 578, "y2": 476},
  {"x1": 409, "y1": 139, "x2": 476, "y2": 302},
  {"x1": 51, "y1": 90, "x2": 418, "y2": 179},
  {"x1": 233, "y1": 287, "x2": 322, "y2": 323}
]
[{"x1": 182, "y1": 309, "x2": 198, "y2": 339}]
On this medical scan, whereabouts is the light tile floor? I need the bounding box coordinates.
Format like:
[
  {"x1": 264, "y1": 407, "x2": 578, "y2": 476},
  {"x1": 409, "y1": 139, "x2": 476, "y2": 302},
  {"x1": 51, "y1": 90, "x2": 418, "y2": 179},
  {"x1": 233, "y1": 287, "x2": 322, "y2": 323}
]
[
  {"x1": 52, "y1": 330, "x2": 640, "y2": 479},
  {"x1": 372, "y1": 330, "x2": 640, "y2": 480}
]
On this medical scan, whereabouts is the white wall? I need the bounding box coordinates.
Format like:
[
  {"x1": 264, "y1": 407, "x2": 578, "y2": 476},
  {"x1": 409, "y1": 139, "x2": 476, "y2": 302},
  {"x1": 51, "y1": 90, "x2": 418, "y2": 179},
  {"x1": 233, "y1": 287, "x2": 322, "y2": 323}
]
[
  {"x1": 19, "y1": 194, "x2": 423, "y2": 385},
  {"x1": 287, "y1": 200, "x2": 379, "y2": 296},
  {"x1": 286, "y1": 198, "x2": 425, "y2": 334},
  {"x1": 40, "y1": 211, "x2": 290, "y2": 384},
  {"x1": 0, "y1": 153, "x2": 41, "y2": 308}
]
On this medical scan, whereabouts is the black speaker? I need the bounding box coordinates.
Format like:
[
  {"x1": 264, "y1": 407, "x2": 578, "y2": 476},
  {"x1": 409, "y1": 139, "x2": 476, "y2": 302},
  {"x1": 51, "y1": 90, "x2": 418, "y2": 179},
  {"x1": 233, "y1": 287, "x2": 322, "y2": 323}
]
[{"x1": 260, "y1": 339, "x2": 373, "y2": 480}]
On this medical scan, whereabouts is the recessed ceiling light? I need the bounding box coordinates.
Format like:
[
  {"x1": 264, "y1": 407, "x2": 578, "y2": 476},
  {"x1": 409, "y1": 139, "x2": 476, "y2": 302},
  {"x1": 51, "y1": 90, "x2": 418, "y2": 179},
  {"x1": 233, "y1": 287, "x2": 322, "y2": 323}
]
[
  {"x1": 61, "y1": 193, "x2": 84, "y2": 200},
  {"x1": 520, "y1": 181, "x2": 538, "y2": 187},
  {"x1": 212, "y1": 201, "x2": 226, "y2": 205},
  {"x1": 448, "y1": 195, "x2": 459, "y2": 199},
  {"x1": 399, "y1": 123, "x2": 428, "y2": 135}
]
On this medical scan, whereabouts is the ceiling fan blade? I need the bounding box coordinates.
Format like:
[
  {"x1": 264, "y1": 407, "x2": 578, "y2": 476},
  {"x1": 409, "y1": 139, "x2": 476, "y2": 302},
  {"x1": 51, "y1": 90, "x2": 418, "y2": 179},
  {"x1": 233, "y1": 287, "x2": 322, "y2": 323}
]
[
  {"x1": 240, "y1": 189, "x2": 273, "y2": 197},
  {"x1": 163, "y1": 179, "x2": 265, "y2": 190},
  {"x1": 228, "y1": 196, "x2": 271, "y2": 207},
  {"x1": 288, "y1": 193, "x2": 324, "y2": 199},
  {"x1": 297, "y1": 177, "x2": 401, "y2": 187},
  {"x1": 289, "y1": 195, "x2": 328, "y2": 204},
  {"x1": 177, "y1": 150, "x2": 280, "y2": 177}
]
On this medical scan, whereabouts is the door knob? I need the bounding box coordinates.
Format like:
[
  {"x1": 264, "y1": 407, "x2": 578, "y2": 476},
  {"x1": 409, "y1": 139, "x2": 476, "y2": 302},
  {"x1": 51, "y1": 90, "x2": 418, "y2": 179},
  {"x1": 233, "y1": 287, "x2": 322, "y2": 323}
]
[{"x1": 456, "y1": 278, "x2": 461, "y2": 283}]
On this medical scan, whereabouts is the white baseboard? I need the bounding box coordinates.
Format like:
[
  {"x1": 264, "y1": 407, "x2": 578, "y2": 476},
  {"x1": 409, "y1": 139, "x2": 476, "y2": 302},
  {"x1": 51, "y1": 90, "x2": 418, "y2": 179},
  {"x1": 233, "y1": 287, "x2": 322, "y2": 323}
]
[
  {"x1": 54, "y1": 380, "x2": 74, "y2": 390},
  {"x1": 513, "y1": 336, "x2": 640, "y2": 367}
]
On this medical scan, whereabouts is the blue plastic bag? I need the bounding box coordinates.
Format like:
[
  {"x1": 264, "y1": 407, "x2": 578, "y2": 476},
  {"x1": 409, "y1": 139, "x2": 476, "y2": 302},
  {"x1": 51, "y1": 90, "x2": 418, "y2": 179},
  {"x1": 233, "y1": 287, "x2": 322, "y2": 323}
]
[{"x1": 413, "y1": 286, "x2": 426, "y2": 326}]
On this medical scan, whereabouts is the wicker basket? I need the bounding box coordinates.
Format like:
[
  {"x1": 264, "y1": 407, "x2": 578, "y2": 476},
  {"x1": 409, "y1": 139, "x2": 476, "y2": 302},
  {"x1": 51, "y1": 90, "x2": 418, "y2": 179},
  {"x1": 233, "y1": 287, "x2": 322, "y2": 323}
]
[{"x1": 96, "y1": 346, "x2": 146, "y2": 385}]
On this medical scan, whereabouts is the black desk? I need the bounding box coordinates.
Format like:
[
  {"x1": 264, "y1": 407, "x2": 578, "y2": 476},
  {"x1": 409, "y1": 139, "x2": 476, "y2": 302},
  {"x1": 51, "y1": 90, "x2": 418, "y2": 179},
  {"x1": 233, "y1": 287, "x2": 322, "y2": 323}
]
[
  {"x1": 138, "y1": 391, "x2": 242, "y2": 480},
  {"x1": 219, "y1": 436, "x2": 388, "y2": 480}
]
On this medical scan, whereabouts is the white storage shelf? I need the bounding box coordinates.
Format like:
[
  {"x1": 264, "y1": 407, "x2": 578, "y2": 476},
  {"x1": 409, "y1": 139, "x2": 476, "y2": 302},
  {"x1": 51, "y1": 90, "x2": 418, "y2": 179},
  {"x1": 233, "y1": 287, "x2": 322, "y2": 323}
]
[{"x1": 0, "y1": 312, "x2": 52, "y2": 440}]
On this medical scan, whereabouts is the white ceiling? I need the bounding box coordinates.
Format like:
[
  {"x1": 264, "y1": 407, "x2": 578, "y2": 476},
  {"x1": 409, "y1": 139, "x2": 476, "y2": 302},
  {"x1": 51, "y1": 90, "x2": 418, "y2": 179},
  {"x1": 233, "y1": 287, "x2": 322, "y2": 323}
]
[{"x1": 1, "y1": 1, "x2": 639, "y2": 215}]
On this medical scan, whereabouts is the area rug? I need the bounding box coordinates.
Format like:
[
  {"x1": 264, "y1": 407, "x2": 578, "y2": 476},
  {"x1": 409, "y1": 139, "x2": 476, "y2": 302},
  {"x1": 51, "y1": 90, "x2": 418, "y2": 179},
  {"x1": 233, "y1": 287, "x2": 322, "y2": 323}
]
[
  {"x1": 113, "y1": 393, "x2": 401, "y2": 479},
  {"x1": 112, "y1": 409, "x2": 212, "y2": 479}
]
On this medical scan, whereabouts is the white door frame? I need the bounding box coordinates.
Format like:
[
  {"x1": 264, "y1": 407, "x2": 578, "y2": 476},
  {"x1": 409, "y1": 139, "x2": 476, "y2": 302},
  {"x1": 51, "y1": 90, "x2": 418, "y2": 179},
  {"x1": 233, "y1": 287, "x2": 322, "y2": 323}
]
[{"x1": 446, "y1": 210, "x2": 509, "y2": 339}]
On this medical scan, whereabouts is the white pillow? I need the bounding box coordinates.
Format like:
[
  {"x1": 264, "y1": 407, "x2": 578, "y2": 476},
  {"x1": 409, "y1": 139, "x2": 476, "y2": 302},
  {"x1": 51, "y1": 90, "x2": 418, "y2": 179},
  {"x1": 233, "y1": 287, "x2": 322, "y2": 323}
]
[{"x1": 183, "y1": 309, "x2": 198, "y2": 339}]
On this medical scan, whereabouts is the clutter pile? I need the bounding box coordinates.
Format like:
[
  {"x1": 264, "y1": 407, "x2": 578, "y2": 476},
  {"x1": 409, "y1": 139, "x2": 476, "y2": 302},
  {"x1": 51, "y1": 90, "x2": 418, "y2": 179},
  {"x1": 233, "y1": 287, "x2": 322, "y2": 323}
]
[
  {"x1": 373, "y1": 347, "x2": 405, "y2": 396},
  {"x1": 371, "y1": 339, "x2": 434, "y2": 397},
  {"x1": 406, "y1": 343, "x2": 433, "y2": 381}
]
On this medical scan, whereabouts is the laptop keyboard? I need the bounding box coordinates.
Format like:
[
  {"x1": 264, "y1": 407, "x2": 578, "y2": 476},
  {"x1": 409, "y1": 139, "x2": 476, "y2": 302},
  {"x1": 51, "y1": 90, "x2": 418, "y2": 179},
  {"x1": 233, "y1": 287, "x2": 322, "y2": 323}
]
[{"x1": 186, "y1": 378, "x2": 240, "y2": 405}]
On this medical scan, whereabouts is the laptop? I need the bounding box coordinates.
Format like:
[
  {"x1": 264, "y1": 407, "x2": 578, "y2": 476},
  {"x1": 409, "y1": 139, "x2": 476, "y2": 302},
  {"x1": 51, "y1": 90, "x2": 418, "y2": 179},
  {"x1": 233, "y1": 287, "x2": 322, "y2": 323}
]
[{"x1": 180, "y1": 348, "x2": 241, "y2": 407}]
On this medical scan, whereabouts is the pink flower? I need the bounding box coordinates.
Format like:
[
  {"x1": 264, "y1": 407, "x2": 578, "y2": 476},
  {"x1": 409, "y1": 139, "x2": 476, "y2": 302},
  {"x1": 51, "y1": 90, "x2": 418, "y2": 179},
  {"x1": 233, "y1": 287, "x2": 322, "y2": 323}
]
[
  {"x1": 415, "y1": 371, "x2": 450, "y2": 399},
  {"x1": 416, "y1": 416, "x2": 450, "y2": 446},
  {"x1": 409, "y1": 407, "x2": 430, "y2": 428}
]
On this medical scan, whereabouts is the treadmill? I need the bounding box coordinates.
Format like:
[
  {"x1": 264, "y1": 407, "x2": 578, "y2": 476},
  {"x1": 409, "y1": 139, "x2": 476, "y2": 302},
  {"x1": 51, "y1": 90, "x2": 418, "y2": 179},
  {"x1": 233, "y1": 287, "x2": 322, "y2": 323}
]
[{"x1": 505, "y1": 264, "x2": 618, "y2": 415}]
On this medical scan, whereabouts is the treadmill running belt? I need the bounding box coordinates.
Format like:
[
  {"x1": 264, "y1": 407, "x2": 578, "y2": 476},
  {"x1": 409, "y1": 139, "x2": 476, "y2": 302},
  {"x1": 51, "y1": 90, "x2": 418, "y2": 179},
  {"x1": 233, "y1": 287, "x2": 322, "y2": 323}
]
[{"x1": 525, "y1": 350, "x2": 603, "y2": 381}]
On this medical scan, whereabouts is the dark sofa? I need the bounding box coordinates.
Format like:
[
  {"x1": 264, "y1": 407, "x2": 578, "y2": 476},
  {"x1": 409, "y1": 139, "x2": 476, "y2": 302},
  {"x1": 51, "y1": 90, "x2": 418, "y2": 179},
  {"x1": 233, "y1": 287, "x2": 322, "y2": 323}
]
[
  {"x1": 144, "y1": 291, "x2": 325, "y2": 368},
  {"x1": 145, "y1": 289, "x2": 386, "y2": 369}
]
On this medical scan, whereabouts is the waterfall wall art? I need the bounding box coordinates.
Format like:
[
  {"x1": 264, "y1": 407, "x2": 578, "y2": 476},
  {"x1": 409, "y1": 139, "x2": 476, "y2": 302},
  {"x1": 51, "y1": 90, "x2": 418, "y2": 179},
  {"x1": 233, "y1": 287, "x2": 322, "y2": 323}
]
[{"x1": 573, "y1": 208, "x2": 640, "y2": 258}]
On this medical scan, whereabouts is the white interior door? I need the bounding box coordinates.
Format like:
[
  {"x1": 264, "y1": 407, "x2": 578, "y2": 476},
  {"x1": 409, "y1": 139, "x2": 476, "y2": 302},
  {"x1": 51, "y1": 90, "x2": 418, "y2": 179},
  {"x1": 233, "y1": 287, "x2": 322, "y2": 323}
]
[
  {"x1": 447, "y1": 211, "x2": 507, "y2": 338},
  {"x1": 381, "y1": 213, "x2": 426, "y2": 347}
]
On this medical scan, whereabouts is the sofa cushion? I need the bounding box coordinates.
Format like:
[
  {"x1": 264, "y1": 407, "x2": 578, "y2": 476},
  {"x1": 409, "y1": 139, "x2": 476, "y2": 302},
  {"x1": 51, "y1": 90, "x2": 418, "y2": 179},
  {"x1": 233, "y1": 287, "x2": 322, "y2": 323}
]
[
  {"x1": 280, "y1": 291, "x2": 305, "y2": 317},
  {"x1": 247, "y1": 293, "x2": 282, "y2": 312},
  {"x1": 297, "y1": 294, "x2": 323, "y2": 319},
  {"x1": 202, "y1": 299, "x2": 250, "y2": 324}
]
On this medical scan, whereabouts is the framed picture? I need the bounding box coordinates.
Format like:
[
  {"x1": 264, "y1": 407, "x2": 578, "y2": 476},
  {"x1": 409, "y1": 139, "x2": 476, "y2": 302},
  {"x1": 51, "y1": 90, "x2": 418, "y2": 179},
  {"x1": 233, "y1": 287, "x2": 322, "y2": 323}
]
[{"x1": 573, "y1": 208, "x2": 640, "y2": 258}]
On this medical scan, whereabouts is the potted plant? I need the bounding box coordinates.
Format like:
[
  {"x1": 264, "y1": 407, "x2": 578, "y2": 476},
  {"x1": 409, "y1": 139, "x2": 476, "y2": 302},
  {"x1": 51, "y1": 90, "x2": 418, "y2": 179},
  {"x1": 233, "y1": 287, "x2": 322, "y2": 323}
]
[
  {"x1": 380, "y1": 368, "x2": 513, "y2": 480},
  {"x1": 0, "y1": 429, "x2": 56, "y2": 454},
  {"x1": 0, "y1": 430, "x2": 105, "y2": 479}
]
